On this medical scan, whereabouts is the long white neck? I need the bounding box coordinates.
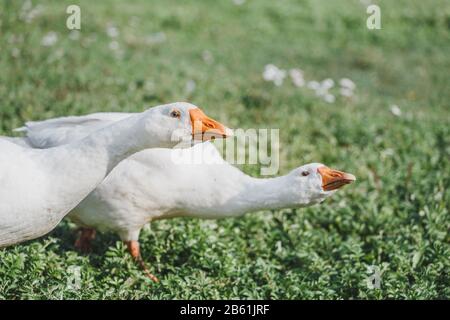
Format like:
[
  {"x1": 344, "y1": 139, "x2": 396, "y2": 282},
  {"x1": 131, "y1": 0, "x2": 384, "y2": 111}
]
[
  {"x1": 194, "y1": 174, "x2": 319, "y2": 218},
  {"x1": 67, "y1": 112, "x2": 155, "y2": 173},
  {"x1": 47, "y1": 111, "x2": 162, "y2": 176},
  {"x1": 230, "y1": 175, "x2": 302, "y2": 213},
  {"x1": 43, "y1": 112, "x2": 161, "y2": 203}
]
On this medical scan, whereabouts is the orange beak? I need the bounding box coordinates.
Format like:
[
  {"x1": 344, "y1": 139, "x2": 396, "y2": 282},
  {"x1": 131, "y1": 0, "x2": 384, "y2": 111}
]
[
  {"x1": 189, "y1": 108, "x2": 233, "y2": 141},
  {"x1": 318, "y1": 166, "x2": 356, "y2": 191}
]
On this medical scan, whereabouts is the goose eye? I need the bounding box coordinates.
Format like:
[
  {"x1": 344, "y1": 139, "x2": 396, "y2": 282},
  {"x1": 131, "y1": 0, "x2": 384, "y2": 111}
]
[
  {"x1": 301, "y1": 171, "x2": 310, "y2": 177},
  {"x1": 170, "y1": 109, "x2": 181, "y2": 119}
]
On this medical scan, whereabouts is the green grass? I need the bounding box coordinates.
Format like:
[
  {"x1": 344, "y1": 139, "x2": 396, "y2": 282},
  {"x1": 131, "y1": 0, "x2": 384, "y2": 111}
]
[{"x1": 0, "y1": 0, "x2": 449, "y2": 299}]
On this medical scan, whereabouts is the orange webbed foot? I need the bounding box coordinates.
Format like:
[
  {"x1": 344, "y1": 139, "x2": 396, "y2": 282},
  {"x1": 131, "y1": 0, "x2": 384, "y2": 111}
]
[
  {"x1": 125, "y1": 240, "x2": 159, "y2": 283},
  {"x1": 74, "y1": 228, "x2": 96, "y2": 253}
]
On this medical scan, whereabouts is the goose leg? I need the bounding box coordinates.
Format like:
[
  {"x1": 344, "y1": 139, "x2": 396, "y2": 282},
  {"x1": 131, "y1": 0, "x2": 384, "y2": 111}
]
[
  {"x1": 125, "y1": 240, "x2": 159, "y2": 283},
  {"x1": 74, "y1": 228, "x2": 96, "y2": 253}
]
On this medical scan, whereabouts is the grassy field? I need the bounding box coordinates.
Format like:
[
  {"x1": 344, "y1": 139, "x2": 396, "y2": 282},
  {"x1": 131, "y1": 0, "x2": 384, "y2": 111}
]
[{"x1": 0, "y1": 0, "x2": 449, "y2": 299}]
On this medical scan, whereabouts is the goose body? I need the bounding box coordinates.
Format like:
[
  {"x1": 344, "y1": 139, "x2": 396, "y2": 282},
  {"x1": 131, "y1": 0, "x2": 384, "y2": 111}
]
[
  {"x1": 70, "y1": 143, "x2": 319, "y2": 239},
  {"x1": 0, "y1": 103, "x2": 230, "y2": 247},
  {"x1": 15, "y1": 112, "x2": 355, "y2": 281},
  {"x1": 64, "y1": 143, "x2": 354, "y2": 241}
]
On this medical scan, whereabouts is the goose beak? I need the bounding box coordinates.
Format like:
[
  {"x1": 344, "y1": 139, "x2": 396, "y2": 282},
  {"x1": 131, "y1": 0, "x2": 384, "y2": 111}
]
[
  {"x1": 190, "y1": 108, "x2": 233, "y2": 141},
  {"x1": 318, "y1": 166, "x2": 356, "y2": 191}
]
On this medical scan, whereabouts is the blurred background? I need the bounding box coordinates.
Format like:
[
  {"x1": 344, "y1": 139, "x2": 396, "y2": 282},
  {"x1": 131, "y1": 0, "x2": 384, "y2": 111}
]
[{"x1": 0, "y1": 0, "x2": 448, "y2": 299}]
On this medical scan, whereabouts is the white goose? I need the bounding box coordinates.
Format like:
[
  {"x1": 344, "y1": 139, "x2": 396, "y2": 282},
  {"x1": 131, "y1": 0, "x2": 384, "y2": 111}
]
[
  {"x1": 14, "y1": 113, "x2": 356, "y2": 282},
  {"x1": 0, "y1": 102, "x2": 231, "y2": 248}
]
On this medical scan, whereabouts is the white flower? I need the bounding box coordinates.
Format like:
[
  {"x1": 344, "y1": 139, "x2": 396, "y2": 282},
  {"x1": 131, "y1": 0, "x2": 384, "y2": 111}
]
[
  {"x1": 339, "y1": 78, "x2": 356, "y2": 90},
  {"x1": 263, "y1": 64, "x2": 286, "y2": 86},
  {"x1": 390, "y1": 105, "x2": 402, "y2": 116},
  {"x1": 323, "y1": 93, "x2": 335, "y2": 103},
  {"x1": 434, "y1": 191, "x2": 443, "y2": 201},
  {"x1": 41, "y1": 32, "x2": 58, "y2": 47},
  {"x1": 20, "y1": 1, "x2": 42, "y2": 23},
  {"x1": 340, "y1": 87, "x2": 354, "y2": 97},
  {"x1": 307, "y1": 80, "x2": 320, "y2": 90},
  {"x1": 263, "y1": 64, "x2": 277, "y2": 80},
  {"x1": 185, "y1": 80, "x2": 196, "y2": 94},
  {"x1": 321, "y1": 78, "x2": 334, "y2": 90},
  {"x1": 308, "y1": 79, "x2": 337, "y2": 102},
  {"x1": 273, "y1": 74, "x2": 286, "y2": 86},
  {"x1": 289, "y1": 69, "x2": 305, "y2": 87},
  {"x1": 106, "y1": 24, "x2": 119, "y2": 38}
]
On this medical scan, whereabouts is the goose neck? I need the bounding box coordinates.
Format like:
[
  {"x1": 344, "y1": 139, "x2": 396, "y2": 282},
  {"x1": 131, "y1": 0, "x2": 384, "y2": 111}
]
[{"x1": 233, "y1": 174, "x2": 299, "y2": 213}]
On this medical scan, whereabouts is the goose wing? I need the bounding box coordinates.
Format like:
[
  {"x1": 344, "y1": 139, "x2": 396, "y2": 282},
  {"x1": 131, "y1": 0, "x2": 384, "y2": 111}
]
[{"x1": 16, "y1": 112, "x2": 134, "y2": 148}]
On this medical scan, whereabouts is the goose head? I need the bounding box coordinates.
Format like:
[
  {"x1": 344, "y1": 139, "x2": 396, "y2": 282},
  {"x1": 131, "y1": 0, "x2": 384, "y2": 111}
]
[
  {"x1": 288, "y1": 163, "x2": 356, "y2": 206},
  {"x1": 140, "y1": 102, "x2": 232, "y2": 148}
]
